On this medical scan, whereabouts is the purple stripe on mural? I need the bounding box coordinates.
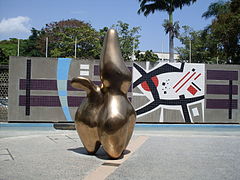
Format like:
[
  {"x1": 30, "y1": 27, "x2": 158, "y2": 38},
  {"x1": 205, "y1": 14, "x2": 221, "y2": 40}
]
[
  {"x1": 206, "y1": 99, "x2": 238, "y2": 109},
  {"x1": 19, "y1": 95, "x2": 132, "y2": 107},
  {"x1": 68, "y1": 96, "x2": 85, "y2": 107},
  {"x1": 19, "y1": 95, "x2": 61, "y2": 107},
  {"x1": 207, "y1": 84, "x2": 238, "y2": 95},
  {"x1": 20, "y1": 79, "x2": 58, "y2": 90},
  {"x1": 19, "y1": 95, "x2": 85, "y2": 107},
  {"x1": 19, "y1": 79, "x2": 132, "y2": 92},
  {"x1": 19, "y1": 79, "x2": 102, "y2": 91},
  {"x1": 207, "y1": 70, "x2": 238, "y2": 80},
  {"x1": 67, "y1": 80, "x2": 101, "y2": 90}
]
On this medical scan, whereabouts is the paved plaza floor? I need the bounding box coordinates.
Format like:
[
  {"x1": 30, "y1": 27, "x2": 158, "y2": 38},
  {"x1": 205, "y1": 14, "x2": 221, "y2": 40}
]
[{"x1": 0, "y1": 124, "x2": 240, "y2": 180}]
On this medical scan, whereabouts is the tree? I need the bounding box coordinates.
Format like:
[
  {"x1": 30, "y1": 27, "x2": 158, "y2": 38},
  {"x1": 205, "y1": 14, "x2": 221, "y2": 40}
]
[
  {"x1": 135, "y1": 50, "x2": 159, "y2": 62},
  {"x1": 176, "y1": 26, "x2": 223, "y2": 64},
  {"x1": 0, "y1": 19, "x2": 141, "y2": 61},
  {"x1": 202, "y1": 0, "x2": 230, "y2": 19},
  {"x1": 111, "y1": 21, "x2": 141, "y2": 61},
  {"x1": 36, "y1": 19, "x2": 102, "y2": 59},
  {"x1": 0, "y1": 48, "x2": 8, "y2": 65},
  {"x1": 137, "y1": 0, "x2": 197, "y2": 62},
  {"x1": 0, "y1": 38, "x2": 18, "y2": 64},
  {"x1": 202, "y1": 0, "x2": 240, "y2": 64},
  {"x1": 177, "y1": 0, "x2": 240, "y2": 64},
  {"x1": 20, "y1": 28, "x2": 44, "y2": 57}
]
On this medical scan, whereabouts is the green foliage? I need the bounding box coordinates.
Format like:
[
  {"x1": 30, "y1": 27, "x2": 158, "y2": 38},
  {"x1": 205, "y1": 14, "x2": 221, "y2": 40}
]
[
  {"x1": 137, "y1": 0, "x2": 197, "y2": 61},
  {"x1": 134, "y1": 50, "x2": 159, "y2": 62},
  {"x1": 17, "y1": 28, "x2": 45, "y2": 57},
  {"x1": 0, "y1": 48, "x2": 8, "y2": 65},
  {"x1": 137, "y1": 0, "x2": 197, "y2": 16},
  {"x1": 162, "y1": 20, "x2": 180, "y2": 38},
  {"x1": 99, "y1": 27, "x2": 109, "y2": 46},
  {"x1": 0, "y1": 38, "x2": 18, "y2": 56},
  {"x1": 20, "y1": 28, "x2": 44, "y2": 57},
  {"x1": 176, "y1": 26, "x2": 218, "y2": 63},
  {"x1": 37, "y1": 19, "x2": 102, "y2": 59},
  {"x1": 111, "y1": 21, "x2": 141, "y2": 61},
  {"x1": 208, "y1": 0, "x2": 240, "y2": 64},
  {"x1": 202, "y1": 0, "x2": 230, "y2": 19},
  {"x1": 177, "y1": 0, "x2": 240, "y2": 64},
  {"x1": 0, "y1": 38, "x2": 18, "y2": 64},
  {"x1": 0, "y1": 19, "x2": 141, "y2": 63}
]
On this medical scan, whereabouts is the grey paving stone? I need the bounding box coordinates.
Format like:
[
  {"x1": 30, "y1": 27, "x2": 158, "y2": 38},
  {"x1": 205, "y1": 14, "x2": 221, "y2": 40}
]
[
  {"x1": 1, "y1": 127, "x2": 240, "y2": 180},
  {"x1": 107, "y1": 135, "x2": 240, "y2": 180}
]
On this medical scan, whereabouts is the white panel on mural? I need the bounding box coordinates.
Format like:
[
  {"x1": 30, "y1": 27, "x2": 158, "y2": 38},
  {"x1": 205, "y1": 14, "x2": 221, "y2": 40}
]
[
  {"x1": 80, "y1": 64, "x2": 90, "y2": 70},
  {"x1": 192, "y1": 107, "x2": 200, "y2": 117},
  {"x1": 132, "y1": 62, "x2": 205, "y2": 123},
  {"x1": 80, "y1": 71, "x2": 89, "y2": 76}
]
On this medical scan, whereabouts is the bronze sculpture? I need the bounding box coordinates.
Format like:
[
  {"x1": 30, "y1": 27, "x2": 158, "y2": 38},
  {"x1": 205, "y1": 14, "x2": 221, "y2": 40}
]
[{"x1": 71, "y1": 29, "x2": 136, "y2": 159}]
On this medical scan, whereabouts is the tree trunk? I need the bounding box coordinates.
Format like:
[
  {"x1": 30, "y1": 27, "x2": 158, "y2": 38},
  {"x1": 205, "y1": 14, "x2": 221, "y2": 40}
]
[{"x1": 169, "y1": 12, "x2": 174, "y2": 62}]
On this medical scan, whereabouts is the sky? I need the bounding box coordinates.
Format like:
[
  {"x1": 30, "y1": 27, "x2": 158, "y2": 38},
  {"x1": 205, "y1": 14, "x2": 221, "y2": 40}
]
[{"x1": 0, "y1": 0, "x2": 216, "y2": 52}]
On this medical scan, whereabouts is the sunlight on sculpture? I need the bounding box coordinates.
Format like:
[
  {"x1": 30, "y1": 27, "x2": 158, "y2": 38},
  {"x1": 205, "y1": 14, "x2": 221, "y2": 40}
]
[{"x1": 71, "y1": 29, "x2": 136, "y2": 159}]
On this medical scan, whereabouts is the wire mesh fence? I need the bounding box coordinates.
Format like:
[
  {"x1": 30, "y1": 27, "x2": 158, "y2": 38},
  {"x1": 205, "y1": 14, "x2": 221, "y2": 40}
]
[{"x1": 0, "y1": 65, "x2": 8, "y2": 121}]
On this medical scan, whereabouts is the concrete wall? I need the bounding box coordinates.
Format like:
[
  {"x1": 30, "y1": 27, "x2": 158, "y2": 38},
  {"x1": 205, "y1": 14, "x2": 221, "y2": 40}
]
[
  {"x1": 132, "y1": 61, "x2": 240, "y2": 123},
  {"x1": 205, "y1": 64, "x2": 240, "y2": 123},
  {"x1": 8, "y1": 56, "x2": 132, "y2": 122},
  {"x1": 8, "y1": 57, "x2": 240, "y2": 123}
]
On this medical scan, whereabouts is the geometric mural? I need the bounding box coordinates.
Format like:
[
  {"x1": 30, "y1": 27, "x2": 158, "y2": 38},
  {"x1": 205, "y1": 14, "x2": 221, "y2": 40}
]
[
  {"x1": 8, "y1": 57, "x2": 240, "y2": 123},
  {"x1": 133, "y1": 62, "x2": 205, "y2": 123},
  {"x1": 16, "y1": 58, "x2": 131, "y2": 122},
  {"x1": 18, "y1": 58, "x2": 101, "y2": 121}
]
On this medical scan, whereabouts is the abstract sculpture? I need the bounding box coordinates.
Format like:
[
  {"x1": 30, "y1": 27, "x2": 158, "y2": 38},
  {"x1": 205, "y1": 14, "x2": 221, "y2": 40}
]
[{"x1": 71, "y1": 29, "x2": 136, "y2": 159}]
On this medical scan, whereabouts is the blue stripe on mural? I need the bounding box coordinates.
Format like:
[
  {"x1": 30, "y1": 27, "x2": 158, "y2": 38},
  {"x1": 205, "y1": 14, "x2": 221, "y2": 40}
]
[
  {"x1": 57, "y1": 58, "x2": 73, "y2": 121},
  {"x1": 62, "y1": 106, "x2": 72, "y2": 121},
  {"x1": 58, "y1": 90, "x2": 68, "y2": 96},
  {"x1": 57, "y1": 58, "x2": 72, "y2": 80}
]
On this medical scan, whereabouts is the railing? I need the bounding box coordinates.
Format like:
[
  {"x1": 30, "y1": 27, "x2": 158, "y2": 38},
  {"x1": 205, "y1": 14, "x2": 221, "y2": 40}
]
[{"x1": 0, "y1": 65, "x2": 9, "y2": 121}]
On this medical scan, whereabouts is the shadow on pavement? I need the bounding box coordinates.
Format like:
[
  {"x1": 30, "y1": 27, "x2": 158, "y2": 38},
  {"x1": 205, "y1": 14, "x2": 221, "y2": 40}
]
[{"x1": 68, "y1": 147, "x2": 131, "y2": 160}]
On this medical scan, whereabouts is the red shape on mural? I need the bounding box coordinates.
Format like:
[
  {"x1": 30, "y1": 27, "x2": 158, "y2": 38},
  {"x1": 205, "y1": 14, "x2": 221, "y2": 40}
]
[
  {"x1": 141, "y1": 76, "x2": 159, "y2": 91},
  {"x1": 187, "y1": 85, "x2": 197, "y2": 95}
]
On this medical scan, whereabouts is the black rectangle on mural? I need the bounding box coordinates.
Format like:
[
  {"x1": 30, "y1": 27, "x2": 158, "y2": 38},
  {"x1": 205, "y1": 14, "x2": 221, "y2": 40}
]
[
  {"x1": 207, "y1": 84, "x2": 238, "y2": 95},
  {"x1": 206, "y1": 99, "x2": 238, "y2": 109},
  {"x1": 25, "y1": 59, "x2": 31, "y2": 116},
  {"x1": 229, "y1": 80, "x2": 233, "y2": 119},
  {"x1": 207, "y1": 70, "x2": 238, "y2": 80}
]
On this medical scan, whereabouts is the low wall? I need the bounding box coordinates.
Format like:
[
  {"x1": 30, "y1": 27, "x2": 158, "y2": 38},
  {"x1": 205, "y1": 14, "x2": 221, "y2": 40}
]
[{"x1": 8, "y1": 57, "x2": 240, "y2": 123}]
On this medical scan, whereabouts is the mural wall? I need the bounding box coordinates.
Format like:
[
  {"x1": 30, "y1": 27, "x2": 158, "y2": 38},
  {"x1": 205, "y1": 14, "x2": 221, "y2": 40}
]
[
  {"x1": 132, "y1": 62, "x2": 205, "y2": 123},
  {"x1": 205, "y1": 65, "x2": 239, "y2": 123},
  {"x1": 8, "y1": 57, "x2": 240, "y2": 123},
  {"x1": 8, "y1": 57, "x2": 132, "y2": 122}
]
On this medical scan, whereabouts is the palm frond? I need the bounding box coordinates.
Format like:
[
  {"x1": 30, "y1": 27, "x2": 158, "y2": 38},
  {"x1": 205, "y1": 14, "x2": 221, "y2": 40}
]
[
  {"x1": 202, "y1": 1, "x2": 230, "y2": 19},
  {"x1": 138, "y1": 0, "x2": 197, "y2": 16},
  {"x1": 162, "y1": 19, "x2": 180, "y2": 37}
]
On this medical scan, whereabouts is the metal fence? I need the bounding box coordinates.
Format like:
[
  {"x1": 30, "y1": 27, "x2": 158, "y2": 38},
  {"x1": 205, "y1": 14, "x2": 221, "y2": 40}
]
[{"x1": 0, "y1": 65, "x2": 8, "y2": 121}]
